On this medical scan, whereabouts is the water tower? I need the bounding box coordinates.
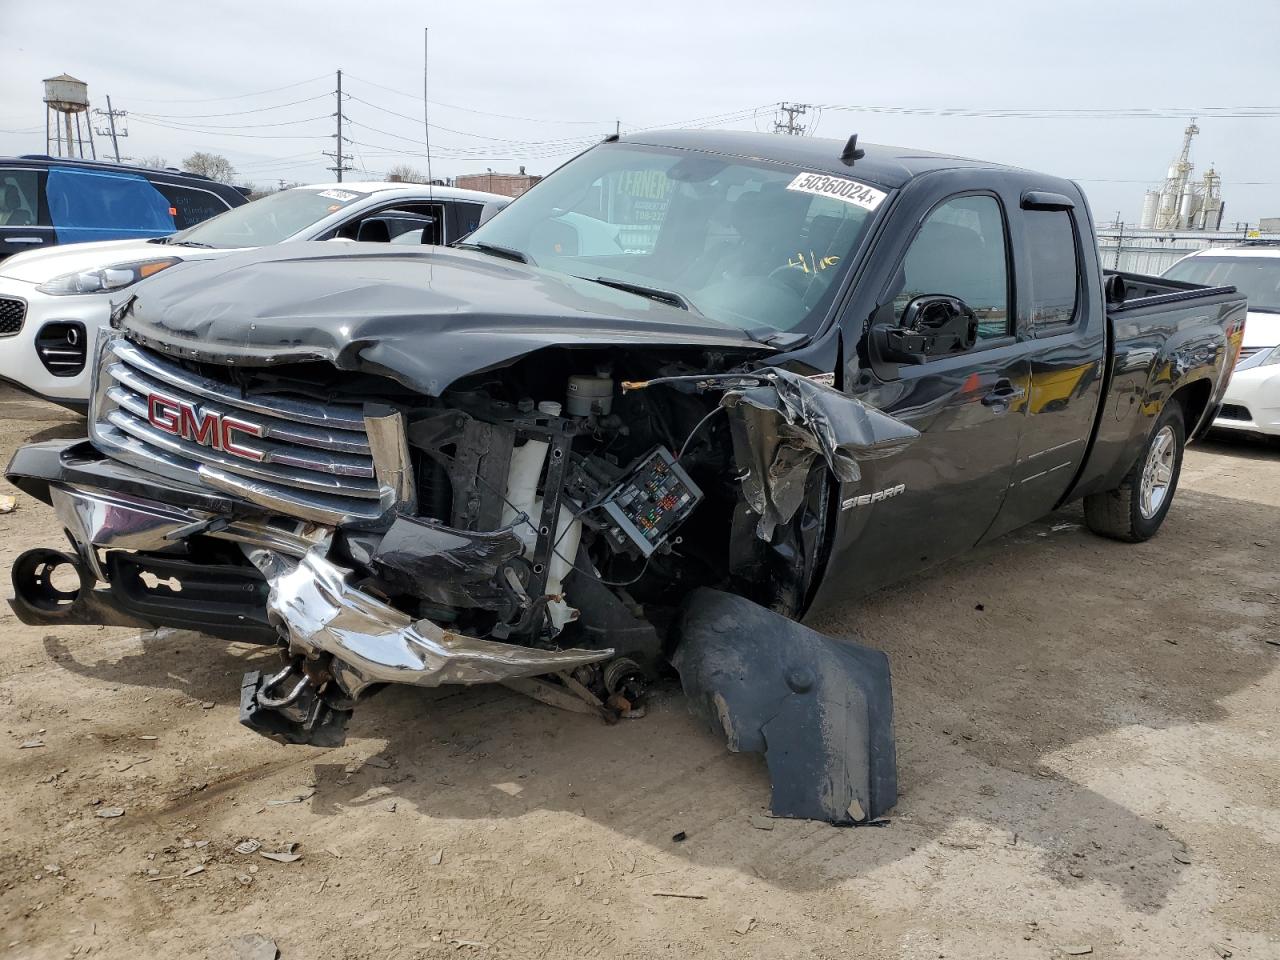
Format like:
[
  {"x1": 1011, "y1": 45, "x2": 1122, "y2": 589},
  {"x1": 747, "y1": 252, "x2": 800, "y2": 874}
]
[{"x1": 43, "y1": 74, "x2": 96, "y2": 159}]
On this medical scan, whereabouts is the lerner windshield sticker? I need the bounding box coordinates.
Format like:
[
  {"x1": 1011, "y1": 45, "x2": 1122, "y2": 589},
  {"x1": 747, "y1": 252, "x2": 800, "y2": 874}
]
[
  {"x1": 786, "y1": 172, "x2": 886, "y2": 211},
  {"x1": 317, "y1": 189, "x2": 358, "y2": 202}
]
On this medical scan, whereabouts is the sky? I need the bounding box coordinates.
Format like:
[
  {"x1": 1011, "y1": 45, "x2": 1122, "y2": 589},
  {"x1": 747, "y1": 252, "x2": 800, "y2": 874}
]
[{"x1": 2, "y1": 0, "x2": 1278, "y2": 225}]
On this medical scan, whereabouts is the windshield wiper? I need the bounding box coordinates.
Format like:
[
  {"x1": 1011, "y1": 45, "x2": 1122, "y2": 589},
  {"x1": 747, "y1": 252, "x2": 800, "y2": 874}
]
[
  {"x1": 171, "y1": 240, "x2": 215, "y2": 249},
  {"x1": 582, "y1": 276, "x2": 695, "y2": 312},
  {"x1": 455, "y1": 241, "x2": 530, "y2": 264}
]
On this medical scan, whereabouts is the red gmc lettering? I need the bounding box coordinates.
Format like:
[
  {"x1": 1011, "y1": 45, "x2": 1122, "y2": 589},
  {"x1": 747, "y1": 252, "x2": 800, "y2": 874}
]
[
  {"x1": 220, "y1": 417, "x2": 266, "y2": 461},
  {"x1": 147, "y1": 394, "x2": 182, "y2": 434},
  {"x1": 145, "y1": 392, "x2": 265, "y2": 462},
  {"x1": 179, "y1": 404, "x2": 220, "y2": 447}
]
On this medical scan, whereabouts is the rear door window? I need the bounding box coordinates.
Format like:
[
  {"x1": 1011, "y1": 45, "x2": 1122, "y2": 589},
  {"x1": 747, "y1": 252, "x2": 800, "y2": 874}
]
[
  {"x1": 151, "y1": 182, "x2": 232, "y2": 229},
  {"x1": 452, "y1": 201, "x2": 486, "y2": 240},
  {"x1": 46, "y1": 167, "x2": 175, "y2": 242},
  {"x1": 1023, "y1": 209, "x2": 1080, "y2": 333},
  {"x1": 0, "y1": 170, "x2": 42, "y2": 226}
]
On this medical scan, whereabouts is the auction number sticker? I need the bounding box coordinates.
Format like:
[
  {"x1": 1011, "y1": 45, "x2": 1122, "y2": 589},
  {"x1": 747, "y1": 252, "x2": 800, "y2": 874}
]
[
  {"x1": 318, "y1": 189, "x2": 358, "y2": 202},
  {"x1": 786, "y1": 172, "x2": 886, "y2": 211}
]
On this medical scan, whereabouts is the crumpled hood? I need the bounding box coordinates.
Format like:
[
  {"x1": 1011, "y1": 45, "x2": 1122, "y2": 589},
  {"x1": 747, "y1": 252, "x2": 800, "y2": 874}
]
[{"x1": 121, "y1": 241, "x2": 768, "y2": 396}]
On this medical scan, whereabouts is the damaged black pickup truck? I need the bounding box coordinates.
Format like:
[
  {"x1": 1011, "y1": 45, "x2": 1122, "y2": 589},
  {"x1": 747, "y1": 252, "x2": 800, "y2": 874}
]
[{"x1": 7, "y1": 131, "x2": 1246, "y2": 825}]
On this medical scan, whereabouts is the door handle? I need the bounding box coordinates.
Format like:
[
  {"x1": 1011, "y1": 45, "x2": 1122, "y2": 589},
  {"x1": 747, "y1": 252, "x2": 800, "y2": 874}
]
[
  {"x1": 981, "y1": 381, "x2": 1026, "y2": 409},
  {"x1": 5, "y1": 237, "x2": 44, "y2": 244}
]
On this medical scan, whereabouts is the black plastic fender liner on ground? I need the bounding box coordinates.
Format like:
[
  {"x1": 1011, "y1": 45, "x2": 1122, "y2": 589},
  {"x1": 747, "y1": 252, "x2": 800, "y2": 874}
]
[{"x1": 671, "y1": 588, "x2": 896, "y2": 825}]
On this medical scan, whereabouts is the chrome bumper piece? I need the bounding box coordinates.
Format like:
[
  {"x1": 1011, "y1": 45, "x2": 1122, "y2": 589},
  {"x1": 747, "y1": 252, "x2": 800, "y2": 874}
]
[
  {"x1": 246, "y1": 543, "x2": 609, "y2": 698},
  {"x1": 42, "y1": 482, "x2": 608, "y2": 694}
]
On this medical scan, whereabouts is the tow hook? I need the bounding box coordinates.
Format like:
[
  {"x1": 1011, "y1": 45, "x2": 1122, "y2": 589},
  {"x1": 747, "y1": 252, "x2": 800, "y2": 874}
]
[{"x1": 239, "y1": 656, "x2": 355, "y2": 747}]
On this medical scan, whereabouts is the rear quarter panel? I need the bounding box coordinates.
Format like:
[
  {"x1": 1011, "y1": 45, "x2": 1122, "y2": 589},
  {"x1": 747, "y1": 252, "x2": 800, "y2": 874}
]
[{"x1": 1068, "y1": 293, "x2": 1244, "y2": 499}]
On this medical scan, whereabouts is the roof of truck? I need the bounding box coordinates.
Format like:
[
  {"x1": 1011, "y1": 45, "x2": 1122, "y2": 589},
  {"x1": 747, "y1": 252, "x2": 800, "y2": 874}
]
[{"x1": 620, "y1": 129, "x2": 1011, "y2": 190}]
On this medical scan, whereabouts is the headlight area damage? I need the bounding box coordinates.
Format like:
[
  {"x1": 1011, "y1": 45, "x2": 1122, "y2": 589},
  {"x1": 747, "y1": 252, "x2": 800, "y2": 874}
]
[{"x1": 8, "y1": 342, "x2": 914, "y2": 824}]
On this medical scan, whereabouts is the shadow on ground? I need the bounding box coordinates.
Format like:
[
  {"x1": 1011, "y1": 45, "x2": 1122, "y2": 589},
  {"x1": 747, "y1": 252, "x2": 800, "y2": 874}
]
[{"x1": 43, "y1": 486, "x2": 1280, "y2": 911}]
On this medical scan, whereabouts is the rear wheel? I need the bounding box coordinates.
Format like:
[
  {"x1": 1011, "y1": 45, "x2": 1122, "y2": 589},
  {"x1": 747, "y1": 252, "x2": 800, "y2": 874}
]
[{"x1": 1084, "y1": 403, "x2": 1185, "y2": 542}]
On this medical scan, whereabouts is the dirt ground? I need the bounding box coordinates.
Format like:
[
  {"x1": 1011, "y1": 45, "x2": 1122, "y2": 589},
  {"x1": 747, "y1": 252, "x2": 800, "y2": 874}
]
[{"x1": 0, "y1": 385, "x2": 1277, "y2": 960}]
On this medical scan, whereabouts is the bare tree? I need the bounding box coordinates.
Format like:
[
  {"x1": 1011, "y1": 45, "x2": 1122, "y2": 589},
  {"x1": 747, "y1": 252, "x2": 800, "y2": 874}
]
[
  {"x1": 386, "y1": 163, "x2": 428, "y2": 184},
  {"x1": 181, "y1": 152, "x2": 237, "y2": 183},
  {"x1": 135, "y1": 155, "x2": 170, "y2": 170}
]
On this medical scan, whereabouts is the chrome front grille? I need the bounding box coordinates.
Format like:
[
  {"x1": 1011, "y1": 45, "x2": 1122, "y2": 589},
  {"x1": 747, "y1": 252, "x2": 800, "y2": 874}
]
[{"x1": 90, "y1": 336, "x2": 391, "y2": 524}]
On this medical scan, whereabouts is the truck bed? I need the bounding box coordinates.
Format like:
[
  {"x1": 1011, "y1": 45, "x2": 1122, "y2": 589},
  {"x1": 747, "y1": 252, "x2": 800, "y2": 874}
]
[{"x1": 1103, "y1": 269, "x2": 1239, "y2": 314}]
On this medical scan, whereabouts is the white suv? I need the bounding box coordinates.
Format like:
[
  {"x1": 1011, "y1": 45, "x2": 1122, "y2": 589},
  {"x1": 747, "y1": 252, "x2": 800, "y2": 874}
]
[
  {"x1": 1164, "y1": 244, "x2": 1280, "y2": 438},
  {"x1": 0, "y1": 181, "x2": 507, "y2": 407}
]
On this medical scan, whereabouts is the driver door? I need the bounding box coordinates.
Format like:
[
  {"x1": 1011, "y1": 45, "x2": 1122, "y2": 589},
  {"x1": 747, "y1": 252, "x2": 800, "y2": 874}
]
[{"x1": 843, "y1": 190, "x2": 1032, "y2": 594}]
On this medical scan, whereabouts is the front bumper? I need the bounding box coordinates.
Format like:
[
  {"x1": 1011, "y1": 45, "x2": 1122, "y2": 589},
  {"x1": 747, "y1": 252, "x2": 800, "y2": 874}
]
[
  {"x1": 1213, "y1": 363, "x2": 1280, "y2": 437},
  {"x1": 0, "y1": 278, "x2": 106, "y2": 406},
  {"x1": 7, "y1": 439, "x2": 610, "y2": 693}
]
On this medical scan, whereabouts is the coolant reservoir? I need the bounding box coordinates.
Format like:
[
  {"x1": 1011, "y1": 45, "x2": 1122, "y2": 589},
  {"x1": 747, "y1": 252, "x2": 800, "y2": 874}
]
[
  {"x1": 500, "y1": 424, "x2": 581, "y2": 635},
  {"x1": 566, "y1": 373, "x2": 614, "y2": 417}
]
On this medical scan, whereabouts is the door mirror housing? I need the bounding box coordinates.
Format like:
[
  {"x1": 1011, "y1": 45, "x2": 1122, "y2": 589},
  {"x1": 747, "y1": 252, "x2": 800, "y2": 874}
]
[{"x1": 872, "y1": 295, "x2": 979, "y2": 364}]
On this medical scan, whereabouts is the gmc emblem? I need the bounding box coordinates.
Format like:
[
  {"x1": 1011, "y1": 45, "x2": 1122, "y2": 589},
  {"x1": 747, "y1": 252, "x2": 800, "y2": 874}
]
[{"x1": 146, "y1": 393, "x2": 266, "y2": 462}]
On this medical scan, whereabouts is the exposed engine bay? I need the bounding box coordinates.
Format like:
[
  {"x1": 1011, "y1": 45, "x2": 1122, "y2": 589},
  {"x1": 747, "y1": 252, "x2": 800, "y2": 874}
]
[{"x1": 9, "y1": 332, "x2": 911, "y2": 824}]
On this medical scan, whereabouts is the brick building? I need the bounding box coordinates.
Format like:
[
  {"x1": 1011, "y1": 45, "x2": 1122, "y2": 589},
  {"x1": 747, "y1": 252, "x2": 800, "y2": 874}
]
[{"x1": 454, "y1": 166, "x2": 542, "y2": 198}]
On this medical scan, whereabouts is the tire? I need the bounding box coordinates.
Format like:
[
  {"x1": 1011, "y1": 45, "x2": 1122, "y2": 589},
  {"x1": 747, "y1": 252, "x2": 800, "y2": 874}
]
[{"x1": 1084, "y1": 402, "x2": 1185, "y2": 542}]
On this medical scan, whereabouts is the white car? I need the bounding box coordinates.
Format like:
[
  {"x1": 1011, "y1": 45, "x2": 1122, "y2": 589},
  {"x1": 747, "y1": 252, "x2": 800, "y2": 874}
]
[
  {"x1": 1164, "y1": 244, "x2": 1280, "y2": 438},
  {"x1": 0, "y1": 181, "x2": 508, "y2": 407}
]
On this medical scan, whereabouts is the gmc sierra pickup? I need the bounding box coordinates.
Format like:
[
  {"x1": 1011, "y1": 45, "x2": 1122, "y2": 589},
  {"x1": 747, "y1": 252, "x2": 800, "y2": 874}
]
[{"x1": 5, "y1": 131, "x2": 1246, "y2": 825}]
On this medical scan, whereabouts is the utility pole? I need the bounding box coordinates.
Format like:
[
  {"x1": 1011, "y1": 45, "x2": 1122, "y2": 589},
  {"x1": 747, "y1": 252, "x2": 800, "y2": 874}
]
[
  {"x1": 323, "y1": 69, "x2": 353, "y2": 181},
  {"x1": 774, "y1": 102, "x2": 810, "y2": 136},
  {"x1": 93, "y1": 95, "x2": 127, "y2": 162}
]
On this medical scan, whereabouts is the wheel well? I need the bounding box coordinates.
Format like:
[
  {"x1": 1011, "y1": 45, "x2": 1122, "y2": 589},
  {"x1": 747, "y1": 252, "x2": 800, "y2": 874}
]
[{"x1": 1171, "y1": 378, "x2": 1212, "y2": 432}]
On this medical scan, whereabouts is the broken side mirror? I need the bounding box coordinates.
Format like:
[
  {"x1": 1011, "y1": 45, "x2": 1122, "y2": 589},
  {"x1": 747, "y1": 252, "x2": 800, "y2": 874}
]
[{"x1": 872, "y1": 295, "x2": 979, "y2": 365}]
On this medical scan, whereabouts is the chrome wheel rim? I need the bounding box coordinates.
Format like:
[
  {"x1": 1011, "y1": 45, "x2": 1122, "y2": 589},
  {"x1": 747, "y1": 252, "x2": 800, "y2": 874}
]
[{"x1": 1139, "y1": 425, "x2": 1176, "y2": 519}]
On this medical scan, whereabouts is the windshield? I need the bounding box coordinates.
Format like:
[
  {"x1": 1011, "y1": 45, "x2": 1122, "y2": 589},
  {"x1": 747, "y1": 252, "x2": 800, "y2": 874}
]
[
  {"x1": 463, "y1": 143, "x2": 885, "y2": 335},
  {"x1": 1164, "y1": 254, "x2": 1280, "y2": 313},
  {"x1": 167, "y1": 186, "x2": 371, "y2": 248}
]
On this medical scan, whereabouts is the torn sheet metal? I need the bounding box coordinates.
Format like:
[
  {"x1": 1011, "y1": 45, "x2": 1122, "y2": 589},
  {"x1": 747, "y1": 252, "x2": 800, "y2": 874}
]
[
  {"x1": 723, "y1": 369, "x2": 919, "y2": 539},
  {"x1": 363, "y1": 404, "x2": 417, "y2": 514},
  {"x1": 672, "y1": 587, "x2": 896, "y2": 825},
  {"x1": 244, "y1": 541, "x2": 611, "y2": 698},
  {"x1": 366, "y1": 514, "x2": 525, "y2": 612}
]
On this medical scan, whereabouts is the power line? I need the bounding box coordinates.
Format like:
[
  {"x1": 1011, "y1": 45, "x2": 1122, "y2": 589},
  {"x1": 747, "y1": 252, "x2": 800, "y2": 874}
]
[
  {"x1": 817, "y1": 103, "x2": 1280, "y2": 119},
  {"x1": 130, "y1": 93, "x2": 332, "y2": 120},
  {"x1": 345, "y1": 96, "x2": 606, "y2": 147},
  {"x1": 125, "y1": 113, "x2": 332, "y2": 131},
  {"x1": 129, "y1": 116, "x2": 331, "y2": 140},
  {"x1": 125, "y1": 73, "x2": 332, "y2": 104},
  {"x1": 342, "y1": 72, "x2": 611, "y2": 125},
  {"x1": 345, "y1": 117, "x2": 599, "y2": 155}
]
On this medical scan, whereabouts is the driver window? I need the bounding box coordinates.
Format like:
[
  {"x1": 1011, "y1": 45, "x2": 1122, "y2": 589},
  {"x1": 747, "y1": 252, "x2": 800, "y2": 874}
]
[{"x1": 894, "y1": 194, "x2": 1010, "y2": 340}]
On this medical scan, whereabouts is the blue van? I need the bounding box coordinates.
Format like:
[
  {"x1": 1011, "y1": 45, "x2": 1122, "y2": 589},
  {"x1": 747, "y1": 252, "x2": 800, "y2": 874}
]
[{"x1": 0, "y1": 156, "x2": 249, "y2": 261}]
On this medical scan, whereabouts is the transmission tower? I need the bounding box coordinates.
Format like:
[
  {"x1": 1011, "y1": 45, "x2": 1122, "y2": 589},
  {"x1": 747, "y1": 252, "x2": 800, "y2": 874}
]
[
  {"x1": 774, "y1": 102, "x2": 811, "y2": 136},
  {"x1": 322, "y1": 68, "x2": 354, "y2": 181},
  {"x1": 93, "y1": 95, "x2": 128, "y2": 163}
]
